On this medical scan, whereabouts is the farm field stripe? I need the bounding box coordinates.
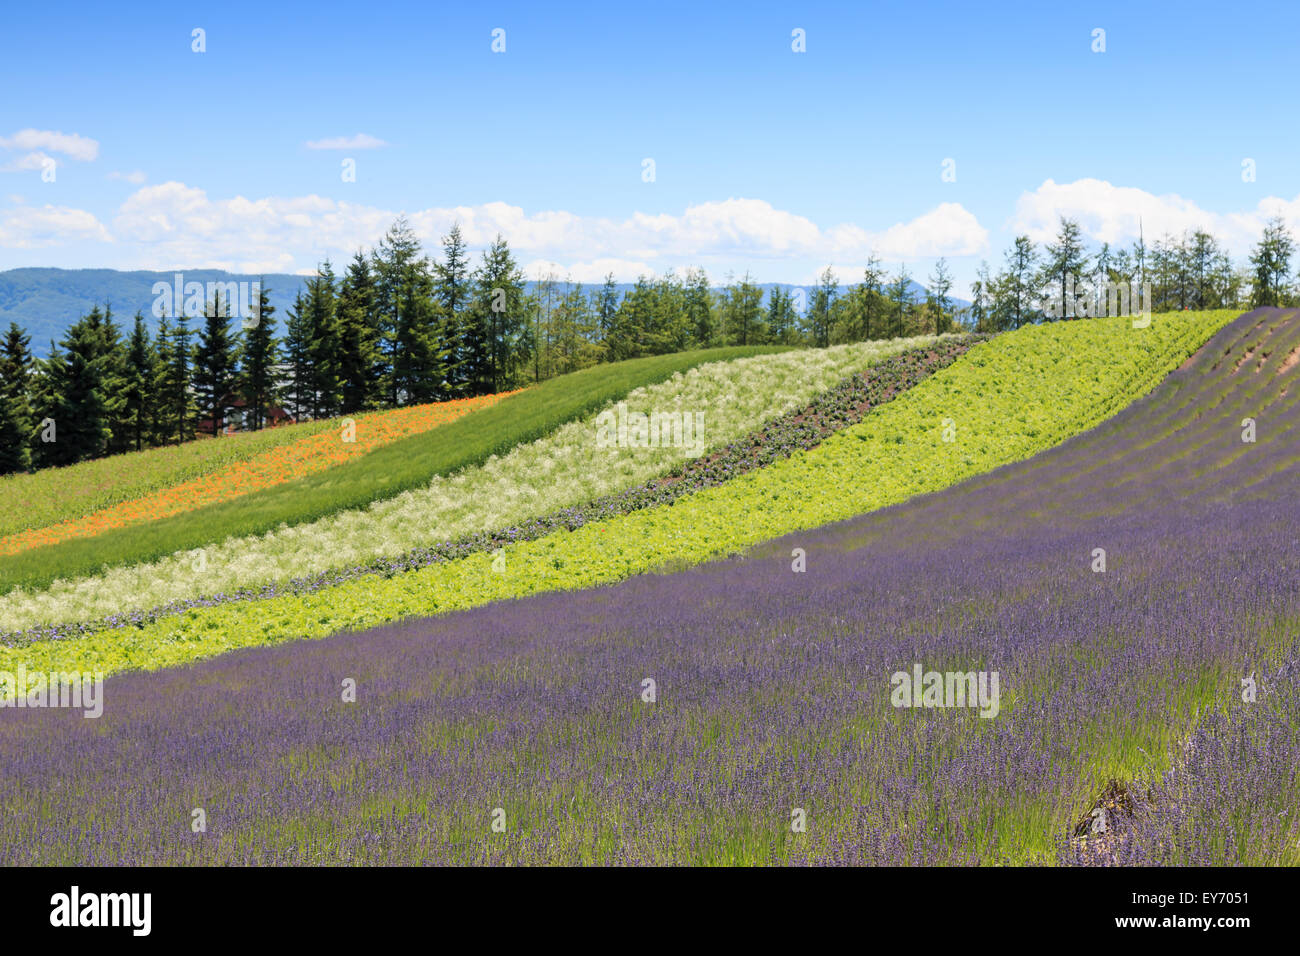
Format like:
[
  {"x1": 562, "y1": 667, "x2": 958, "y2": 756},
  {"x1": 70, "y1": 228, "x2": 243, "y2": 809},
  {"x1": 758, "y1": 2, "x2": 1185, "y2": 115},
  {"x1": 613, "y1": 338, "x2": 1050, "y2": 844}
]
[
  {"x1": 0, "y1": 337, "x2": 936, "y2": 634},
  {"x1": 0, "y1": 345, "x2": 784, "y2": 594},
  {"x1": 879, "y1": 308, "x2": 1298, "y2": 536},
  {"x1": 0, "y1": 311, "x2": 1234, "y2": 683},
  {"x1": 0, "y1": 392, "x2": 512, "y2": 556},
  {"x1": 2, "y1": 338, "x2": 977, "y2": 645},
  {"x1": 0, "y1": 412, "x2": 348, "y2": 538},
  {"x1": 2, "y1": 306, "x2": 1295, "y2": 863}
]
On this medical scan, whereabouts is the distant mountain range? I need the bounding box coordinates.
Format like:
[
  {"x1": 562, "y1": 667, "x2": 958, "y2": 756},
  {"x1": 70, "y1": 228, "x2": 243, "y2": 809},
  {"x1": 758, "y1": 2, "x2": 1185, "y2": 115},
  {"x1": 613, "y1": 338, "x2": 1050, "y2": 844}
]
[
  {"x1": 0, "y1": 268, "x2": 961, "y2": 356},
  {"x1": 0, "y1": 269, "x2": 309, "y2": 354}
]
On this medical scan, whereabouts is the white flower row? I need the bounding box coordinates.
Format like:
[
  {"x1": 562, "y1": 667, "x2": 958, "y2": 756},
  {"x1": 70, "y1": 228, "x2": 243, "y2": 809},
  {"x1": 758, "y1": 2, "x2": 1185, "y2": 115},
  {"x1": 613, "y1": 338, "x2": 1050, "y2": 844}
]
[{"x1": 1, "y1": 337, "x2": 940, "y2": 633}]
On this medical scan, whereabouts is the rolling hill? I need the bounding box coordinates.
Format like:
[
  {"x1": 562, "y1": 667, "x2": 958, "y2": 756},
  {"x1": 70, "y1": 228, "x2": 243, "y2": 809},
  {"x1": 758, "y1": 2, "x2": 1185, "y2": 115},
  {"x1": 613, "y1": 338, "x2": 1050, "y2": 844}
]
[{"x1": 2, "y1": 308, "x2": 1291, "y2": 867}]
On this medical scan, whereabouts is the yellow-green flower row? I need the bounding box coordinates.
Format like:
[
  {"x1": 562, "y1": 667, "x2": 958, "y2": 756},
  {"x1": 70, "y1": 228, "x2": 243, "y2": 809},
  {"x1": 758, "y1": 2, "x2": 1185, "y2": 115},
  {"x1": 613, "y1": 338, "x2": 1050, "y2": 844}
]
[{"x1": 0, "y1": 312, "x2": 1237, "y2": 688}]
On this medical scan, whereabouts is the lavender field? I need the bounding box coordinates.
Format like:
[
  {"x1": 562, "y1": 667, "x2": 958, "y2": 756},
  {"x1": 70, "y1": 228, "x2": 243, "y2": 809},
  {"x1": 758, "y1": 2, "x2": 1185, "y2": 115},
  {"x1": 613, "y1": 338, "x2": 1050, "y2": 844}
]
[{"x1": 1, "y1": 308, "x2": 1296, "y2": 866}]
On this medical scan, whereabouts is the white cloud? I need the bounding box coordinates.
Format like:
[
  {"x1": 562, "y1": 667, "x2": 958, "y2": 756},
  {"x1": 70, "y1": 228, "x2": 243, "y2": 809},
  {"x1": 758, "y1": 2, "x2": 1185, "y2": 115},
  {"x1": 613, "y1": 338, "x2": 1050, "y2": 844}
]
[
  {"x1": 522, "y1": 257, "x2": 658, "y2": 283},
  {"x1": 865, "y1": 202, "x2": 988, "y2": 258},
  {"x1": 1010, "y1": 178, "x2": 1300, "y2": 254},
  {"x1": 0, "y1": 129, "x2": 100, "y2": 174},
  {"x1": 411, "y1": 196, "x2": 986, "y2": 267},
  {"x1": 1, "y1": 151, "x2": 54, "y2": 173},
  {"x1": 0, "y1": 204, "x2": 112, "y2": 247},
  {"x1": 304, "y1": 133, "x2": 388, "y2": 150},
  {"x1": 4, "y1": 182, "x2": 987, "y2": 276},
  {"x1": 110, "y1": 182, "x2": 392, "y2": 270},
  {"x1": 107, "y1": 170, "x2": 147, "y2": 184},
  {"x1": 0, "y1": 129, "x2": 99, "y2": 162}
]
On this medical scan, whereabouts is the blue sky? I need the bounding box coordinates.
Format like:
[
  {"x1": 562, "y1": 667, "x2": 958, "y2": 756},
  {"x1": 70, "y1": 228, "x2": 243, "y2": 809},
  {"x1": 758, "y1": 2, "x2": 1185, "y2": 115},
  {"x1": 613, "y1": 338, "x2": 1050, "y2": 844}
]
[{"x1": 2, "y1": 0, "x2": 1298, "y2": 295}]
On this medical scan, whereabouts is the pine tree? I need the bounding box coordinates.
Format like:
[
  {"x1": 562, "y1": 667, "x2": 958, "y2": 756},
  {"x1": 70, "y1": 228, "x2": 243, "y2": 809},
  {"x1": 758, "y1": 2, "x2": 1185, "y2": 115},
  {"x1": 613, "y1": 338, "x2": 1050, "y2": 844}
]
[
  {"x1": 150, "y1": 316, "x2": 172, "y2": 444},
  {"x1": 765, "y1": 286, "x2": 796, "y2": 345},
  {"x1": 121, "y1": 313, "x2": 158, "y2": 452},
  {"x1": 1092, "y1": 241, "x2": 1112, "y2": 304},
  {"x1": 194, "y1": 291, "x2": 240, "y2": 435},
  {"x1": 721, "y1": 272, "x2": 764, "y2": 346},
  {"x1": 683, "y1": 268, "x2": 713, "y2": 347},
  {"x1": 997, "y1": 237, "x2": 1039, "y2": 330},
  {"x1": 156, "y1": 313, "x2": 197, "y2": 444},
  {"x1": 593, "y1": 274, "x2": 622, "y2": 352},
  {"x1": 434, "y1": 225, "x2": 473, "y2": 396},
  {"x1": 969, "y1": 262, "x2": 995, "y2": 333},
  {"x1": 805, "y1": 267, "x2": 838, "y2": 347},
  {"x1": 650, "y1": 271, "x2": 692, "y2": 353},
  {"x1": 927, "y1": 258, "x2": 954, "y2": 334},
  {"x1": 373, "y1": 218, "x2": 441, "y2": 405},
  {"x1": 0, "y1": 322, "x2": 35, "y2": 474},
  {"x1": 469, "y1": 235, "x2": 528, "y2": 393},
  {"x1": 282, "y1": 291, "x2": 313, "y2": 421},
  {"x1": 336, "y1": 254, "x2": 382, "y2": 413},
  {"x1": 858, "y1": 254, "x2": 887, "y2": 341},
  {"x1": 609, "y1": 277, "x2": 651, "y2": 362},
  {"x1": 90, "y1": 306, "x2": 130, "y2": 453},
  {"x1": 887, "y1": 265, "x2": 912, "y2": 338},
  {"x1": 1149, "y1": 235, "x2": 1177, "y2": 312},
  {"x1": 305, "y1": 261, "x2": 343, "y2": 417},
  {"x1": 548, "y1": 280, "x2": 602, "y2": 375},
  {"x1": 397, "y1": 258, "x2": 444, "y2": 404},
  {"x1": 33, "y1": 309, "x2": 114, "y2": 466},
  {"x1": 1250, "y1": 217, "x2": 1295, "y2": 308},
  {"x1": 533, "y1": 271, "x2": 560, "y2": 381},
  {"x1": 1040, "y1": 217, "x2": 1089, "y2": 319},
  {"x1": 238, "y1": 284, "x2": 283, "y2": 430}
]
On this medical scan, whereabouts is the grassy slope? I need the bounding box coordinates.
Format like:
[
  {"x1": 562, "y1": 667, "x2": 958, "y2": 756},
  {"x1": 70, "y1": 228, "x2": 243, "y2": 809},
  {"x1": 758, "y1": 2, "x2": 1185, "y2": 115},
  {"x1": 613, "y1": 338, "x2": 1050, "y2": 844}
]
[
  {"x1": 0, "y1": 414, "x2": 342, "y2": 537},
  {"x1": 2, "y1": 310, "x2": 1292, "y2": 866},
  {"x1": 0, "y1": 311, "x2": 1237, "y2": 683},
  {"x1": 0, "y1": 336, "x2": 940, "y2": 634},
  {"x1": 0, "y1": 393, "x2": 509, "y2": 556},
  {"x1": 0, "y1": 346, "x2": 782, "y2": 593}
]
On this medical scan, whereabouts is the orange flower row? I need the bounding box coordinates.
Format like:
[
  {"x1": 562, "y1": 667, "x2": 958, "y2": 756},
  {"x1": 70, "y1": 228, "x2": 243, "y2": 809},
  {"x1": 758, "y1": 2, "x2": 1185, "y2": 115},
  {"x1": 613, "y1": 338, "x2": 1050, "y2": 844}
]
[{"x1": 0, "y1": 392, "x2": 516, "y2": 556}]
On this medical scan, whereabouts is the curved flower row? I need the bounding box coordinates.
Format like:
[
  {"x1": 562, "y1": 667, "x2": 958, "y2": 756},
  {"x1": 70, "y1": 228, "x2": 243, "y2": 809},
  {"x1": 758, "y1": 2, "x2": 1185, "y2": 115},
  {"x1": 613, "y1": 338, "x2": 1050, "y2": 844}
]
[
  {"x1": 0, "y1": 416, "x2": 343, "y2": 539},
  {"x1": 0, "y1": 392, "x2": 514, "y2": 557},
  {"x1": 0, "y1": 310, "x2": 1240, "y2": 683},
  {"x1": 2, "y1": 339, "x2": 976, "y2": 646},
  {"x1": 1, "y1": 311, "x2": 1293, "y2": 866},
  {"x1": 0, "y1": 336, "x2": 939, "y2": 633}
]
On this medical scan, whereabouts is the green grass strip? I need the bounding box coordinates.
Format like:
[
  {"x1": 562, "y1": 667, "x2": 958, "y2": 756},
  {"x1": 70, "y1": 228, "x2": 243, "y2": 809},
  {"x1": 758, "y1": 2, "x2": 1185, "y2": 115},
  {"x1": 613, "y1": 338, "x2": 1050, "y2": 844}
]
[
  {"x1": 0, "y1": 346, "x2": 783, "y2": 594},
  {"x1": 0, "y1": 311, "x2": 1235, "y2": 685},
  {"x1": 0, "y1": 414, "x2": 344, "y2": 538}
]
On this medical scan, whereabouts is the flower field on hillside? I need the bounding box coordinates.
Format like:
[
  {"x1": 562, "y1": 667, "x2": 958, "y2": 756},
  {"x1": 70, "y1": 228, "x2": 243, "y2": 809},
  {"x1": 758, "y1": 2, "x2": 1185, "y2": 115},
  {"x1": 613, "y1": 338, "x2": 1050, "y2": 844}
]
[
  {"x1": 1, "y1": 308, "x2": 1293, "y2": 865},
  {"x1": 0, "y1": 392, "x2": 513, "y2": 556},
  {"x1": 0, "y1": 415, "x2": 345, "y2": 538},
  {"x1": 0, "y1": 346, "x2": 782, "y2": 593},
  {"x1": 3, "y1": 337, "x2": 975, "y2": 643},
  {"x1": 0, "y1": 311, "x2": 1238, "y2": 682},
  {"x1": 0, "y1": 336, "x2": 942, "y2": 634}
]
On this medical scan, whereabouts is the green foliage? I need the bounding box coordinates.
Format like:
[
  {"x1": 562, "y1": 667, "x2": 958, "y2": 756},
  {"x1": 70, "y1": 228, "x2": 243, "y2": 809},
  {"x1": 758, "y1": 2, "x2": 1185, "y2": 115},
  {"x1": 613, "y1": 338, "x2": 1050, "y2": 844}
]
[
  {"x1": 119, "y1": 313, "x2": 158, "y2": 453},
  {"x1": 192, "y1": 291, "x2": 240, "y2": 435},
  {"x1": 237, "y1": 286, "x2": 282, "y2": 430},
  {"x1": 0, "y1": 345, "x2": 783, "y2": 593},
  {"x1": 469, "y1": 235, "x2": 529, "y2": 393},
  {"x1": 7, "y1": 215, "x2": 1287, "y2": 475},
  {"x1": 433, "y1": 226, "x2": 473, "y2": 397},
  {"x1": 304, "y1": 261, "x2": 343, "y2": 416},
  {"x1": 0, "y1": 311, "x2": 1236, "y2": 682},
  {"x1": 154, "y1": 314, "x2": 197, "y2": 445},
  {"x1": 1250, "y1": 216, "x2": 1296, "y2": 308},
  {"x1": 373, "y1": 218, "x2": 441, "y2": 406},
  {"x1": 0, "y1": 412, "x2": 342, "y2": 539},
  {"x1": 0, "y1": 323, "x2": 34, "y2": 474},
  {"x1": 31, "y1": 307, "x2": 117, "y2": 467}
]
